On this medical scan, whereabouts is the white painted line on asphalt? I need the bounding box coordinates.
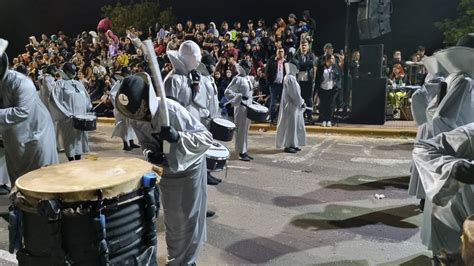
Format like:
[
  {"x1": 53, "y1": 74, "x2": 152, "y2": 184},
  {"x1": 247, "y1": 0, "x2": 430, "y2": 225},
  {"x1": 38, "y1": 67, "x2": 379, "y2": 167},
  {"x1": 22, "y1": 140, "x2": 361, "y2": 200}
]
[
  {"x1": 271, "y1": 139, "x2": 329, "y2": 164},
  {"x1": 350, "y1": 157, "x2": 411, "y2": 166},
  {"x1": 227, "y1": 165, "x2": 252, "y2": 170},
  {"x1": 336, "y1": 143, "x2": 364, "y2": 147}
]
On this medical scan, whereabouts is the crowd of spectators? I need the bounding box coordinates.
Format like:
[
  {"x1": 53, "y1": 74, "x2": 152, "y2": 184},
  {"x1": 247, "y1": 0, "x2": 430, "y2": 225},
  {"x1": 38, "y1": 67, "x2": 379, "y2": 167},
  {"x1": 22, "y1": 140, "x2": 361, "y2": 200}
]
[{"x1": 9, "y1": 11, "x2": 429, "y2": 123}]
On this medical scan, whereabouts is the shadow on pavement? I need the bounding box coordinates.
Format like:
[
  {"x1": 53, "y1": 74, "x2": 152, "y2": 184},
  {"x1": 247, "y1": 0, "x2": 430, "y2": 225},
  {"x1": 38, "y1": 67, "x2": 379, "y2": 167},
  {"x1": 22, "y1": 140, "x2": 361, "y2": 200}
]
[
  {"x1": 378, "y1": 254, "x2": 432, "y2": 266},
  {"x1": 273, "y1": 175, "x2": 410, "y2": 208}
]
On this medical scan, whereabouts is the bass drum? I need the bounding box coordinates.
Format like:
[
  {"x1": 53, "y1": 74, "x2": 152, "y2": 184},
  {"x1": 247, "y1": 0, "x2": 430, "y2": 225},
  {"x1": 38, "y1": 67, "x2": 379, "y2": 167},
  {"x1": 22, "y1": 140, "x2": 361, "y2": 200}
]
[
  {"x1": 205, "y1": 142, "x2": 230, "y2": 172},
  {"x1": 11, "y1": 157, "x2": 160, "y2": 266}
]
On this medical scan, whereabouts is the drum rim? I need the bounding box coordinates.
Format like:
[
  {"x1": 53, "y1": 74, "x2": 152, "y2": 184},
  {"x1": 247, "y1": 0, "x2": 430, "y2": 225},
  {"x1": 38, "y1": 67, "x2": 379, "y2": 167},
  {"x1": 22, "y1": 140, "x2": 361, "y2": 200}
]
[
  {"x1": 212, "y1": 118, "x2": 236, "y2": 127},
  {"x1": 74, "y1": 114, "x2": 97, "y2": 120},
  {"x1": 206, "y1": 155, "x2": 230, "y2": 160},
  {"x1": 248, "y1": 104, "x2": 268, "y2": 112}
]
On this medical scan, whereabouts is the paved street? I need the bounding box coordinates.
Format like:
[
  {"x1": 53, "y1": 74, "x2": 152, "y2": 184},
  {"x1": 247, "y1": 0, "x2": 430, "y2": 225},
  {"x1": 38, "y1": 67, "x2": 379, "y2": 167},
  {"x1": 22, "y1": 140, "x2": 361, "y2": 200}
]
[{"x1": 0, "y1": 124, "x2": 431, "y2": 265}]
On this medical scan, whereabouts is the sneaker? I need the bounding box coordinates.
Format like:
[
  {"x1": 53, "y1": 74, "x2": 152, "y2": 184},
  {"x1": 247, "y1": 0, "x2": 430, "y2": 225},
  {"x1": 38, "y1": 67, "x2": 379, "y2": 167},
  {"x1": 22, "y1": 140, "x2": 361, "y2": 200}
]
[
  {"x1": 291, "y1": 147, "x2": 301, "y2": 151},
  {"x1": 246, "y1": 154, "x2": 254, "y2": 160},
  {"x1": 321, "y1": 121, "x2": 327, "y2": 127},
  {"x1": 239, "y1": 153, "x2": 251, "y2": 161},
  {"x1": 206, "y1": 211, "x2": 216, "y2": 218},
  {"x1": 327, "y1": 121, "x2": 332, "y2": 127},
  {"x1": 207, "y1": 173, "x2": 220, "y2": 186},
  {"x1": 283, "y1": 147, "x2": 297, "y2": 153}
]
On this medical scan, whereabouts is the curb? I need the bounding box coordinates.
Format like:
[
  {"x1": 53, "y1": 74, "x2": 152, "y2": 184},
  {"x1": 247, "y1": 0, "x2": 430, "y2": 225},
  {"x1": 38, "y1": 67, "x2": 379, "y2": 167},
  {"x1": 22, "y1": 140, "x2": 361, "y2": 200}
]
[
  {"x1": 97, "y1": 117, "x2": 416, "y2": 138},
  {"x1": 249, "y1": 123, "x2": 417, "y2": 138}
]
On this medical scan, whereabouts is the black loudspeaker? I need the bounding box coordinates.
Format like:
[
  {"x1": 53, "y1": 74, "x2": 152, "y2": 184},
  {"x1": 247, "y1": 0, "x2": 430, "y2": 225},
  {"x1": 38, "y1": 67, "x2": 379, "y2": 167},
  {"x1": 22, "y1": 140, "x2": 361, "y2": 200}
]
[
  {"x1": 357, "y1": 0, "x2": 391, "y2": 40},
  {"x1": 359, "y1": 44, "x2": 384, "y2": 78},
  {"x1": 351, "y1": 77, "x2": 387, "y2": 125}
]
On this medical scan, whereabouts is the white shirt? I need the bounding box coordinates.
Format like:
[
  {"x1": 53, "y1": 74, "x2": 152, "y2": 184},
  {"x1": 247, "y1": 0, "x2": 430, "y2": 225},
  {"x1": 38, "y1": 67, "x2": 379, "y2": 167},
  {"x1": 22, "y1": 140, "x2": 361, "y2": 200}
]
[
  {"x1": 320, "y1": 66, "x2": 334, "y2": 90},
  {"x1": 275, "y1": 60, "x2": 284, "y2": 84}
]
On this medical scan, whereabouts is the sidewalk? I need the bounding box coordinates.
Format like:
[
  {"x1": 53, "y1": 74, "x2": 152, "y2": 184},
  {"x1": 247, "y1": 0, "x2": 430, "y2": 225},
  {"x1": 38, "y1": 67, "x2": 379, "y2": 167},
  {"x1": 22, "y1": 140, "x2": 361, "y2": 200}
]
[{"x1": 97, "y1": 117, "x2": 417, "y2": 138}]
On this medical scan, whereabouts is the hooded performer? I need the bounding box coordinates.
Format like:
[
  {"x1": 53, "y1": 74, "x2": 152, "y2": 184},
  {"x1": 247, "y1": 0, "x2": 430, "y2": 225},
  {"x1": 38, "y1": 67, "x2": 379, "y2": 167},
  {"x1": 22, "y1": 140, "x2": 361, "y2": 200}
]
[
  {"x1": 164, "y1": 42, "x2": 223, "y2": 188},
  {"x1": 413, "y1": 123, "x2": 474, "y2": 256},
  {"x1": 276, "y1": 63, "x2": 307, "y2": 153},
  {"x1": 110, "y1": 67, "x2": 140, "y2": 150},
  {"x1": 116, "y1": 72, "x2": 213, "y2": 265},
  {"x1": 412, "y1": 33, "x2": 474, "y2": 252},
  {"x1": 224, "y1": 61, "x2": 254, "y2": 161},
  {"x1": 0, "y1": 38, "x2": 58, "y2": 183},
  {"x1": 49, "y1": 62, "x2": 92, "y2": 161}
]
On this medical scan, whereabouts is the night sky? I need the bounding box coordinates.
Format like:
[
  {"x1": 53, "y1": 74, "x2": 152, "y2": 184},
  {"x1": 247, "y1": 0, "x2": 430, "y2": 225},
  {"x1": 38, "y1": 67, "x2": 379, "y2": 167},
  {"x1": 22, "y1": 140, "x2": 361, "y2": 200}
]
[{"x1": 0, "y1": 0, "x2": 460, "y2": 57}]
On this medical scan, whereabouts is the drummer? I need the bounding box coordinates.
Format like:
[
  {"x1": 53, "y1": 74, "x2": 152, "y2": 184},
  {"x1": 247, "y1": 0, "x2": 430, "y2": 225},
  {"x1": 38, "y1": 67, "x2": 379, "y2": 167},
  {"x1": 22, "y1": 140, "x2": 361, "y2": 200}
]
[
  {"x1": 164, "y1": 42, "x2": 222, "y2": 187},
  {"x1": 276, "y1": 63, "x2": 307, "y2": 153},
  {"x1": 110, "y1": 66, "x2": 141, "y2": 151},
  {"x1": 224, "y1": 60, "x2": 254, "y2": 161},
  {"x1": 115, "y1": 73, "x2": 213, "y2": 265},
  {"x1": 49, "y1": 62, "x2": 92, "y2": 161},
  {"x1": 0, "y1": 38, "x2": 59, "y2": 183}
]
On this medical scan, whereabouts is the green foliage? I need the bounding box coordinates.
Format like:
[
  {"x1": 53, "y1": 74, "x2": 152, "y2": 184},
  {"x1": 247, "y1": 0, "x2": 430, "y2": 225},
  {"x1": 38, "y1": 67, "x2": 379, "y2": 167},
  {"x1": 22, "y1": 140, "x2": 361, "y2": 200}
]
[
  {"x1": 101, "y1": 2, "x2": 176, "y2": 37},
  {"x1": 436, "y1": 0, "x2": 474, "y2": 45}
]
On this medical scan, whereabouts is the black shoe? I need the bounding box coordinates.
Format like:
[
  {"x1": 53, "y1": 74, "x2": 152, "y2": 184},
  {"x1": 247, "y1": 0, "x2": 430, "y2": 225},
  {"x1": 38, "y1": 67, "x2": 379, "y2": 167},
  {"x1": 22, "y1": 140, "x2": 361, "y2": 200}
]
[
  {"x1": 206, "y1": 211, "x2": 216, "y2": 218},
  {"x1": 123, "y1": 143, "x2": 133, "y2": 151},
  {"x1": 207, "y1": 173, "x2": 220, "y2": 186},
  {"x1": 284, "y1": 147, "x2": 297, "y2": 153},
  {"x1": 246, "y1": 154, "x2": 254, "y2": 160},
  {"x1": 419, "y1": 199, "x2": 425, "y2": 212},
  {"x1": 0, "y1": 184, "x2": 11, "y2": 195},
  {"x1": 239, "y1": 153, "x2": 251, "y2": 162},
  {"x1": 129, "y1": 140, "x2": 141, "y2": 149},
  {"x1": 291, "y1": 147, "x2": 301, "y2": 151}
]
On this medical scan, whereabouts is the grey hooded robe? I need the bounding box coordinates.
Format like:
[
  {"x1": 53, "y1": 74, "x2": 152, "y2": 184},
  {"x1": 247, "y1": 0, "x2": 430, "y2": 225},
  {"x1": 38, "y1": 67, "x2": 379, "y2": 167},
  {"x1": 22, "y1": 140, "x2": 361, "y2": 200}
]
[
  {"x1": 413, "y1": 123, "x2": 474, "y2": 254},
  {"x1": 49, "y1": 78, "x2": 92, "y2": 158},
  {"x1": 0, "y1": 70, "x2": 58, "y2": 182},
  {"x1": 224, "y1": 75, "x2": 253, "y2": 154},
  {"x1": 276, "y1": 73, "x2": 306, "y2": 149},
  {"x1": 129, "y1": 94, "x2": 213, "y2": 265}
]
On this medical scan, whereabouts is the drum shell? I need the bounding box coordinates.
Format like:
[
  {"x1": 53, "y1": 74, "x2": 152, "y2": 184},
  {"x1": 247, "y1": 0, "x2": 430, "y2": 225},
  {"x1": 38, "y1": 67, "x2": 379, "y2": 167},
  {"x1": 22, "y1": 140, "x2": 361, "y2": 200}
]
[
  {"x1": 206, "y1": 157, "x2": 227, "y2": 171},
  {"x1": 246, "y1": 106, "x2": 268, "y2": 122},
  {"x1": 210, "y1": 120, "x2": 235, "y2": 142},
  {"x1": 13, "y1": 188, "x2": 158, "y2": 266},
  {"x1": 73, "y1": 116, "x2": 97, "y2": 131}
]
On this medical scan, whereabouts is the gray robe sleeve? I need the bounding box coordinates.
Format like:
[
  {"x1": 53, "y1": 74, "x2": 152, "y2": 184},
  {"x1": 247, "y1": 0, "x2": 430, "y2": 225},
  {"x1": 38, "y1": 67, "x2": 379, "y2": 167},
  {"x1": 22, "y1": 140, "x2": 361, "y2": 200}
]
[
  {"x1": 167, "y1": 101, "x2": 213, "y2": 172},
  {"x1": 0, "y1": 77, "x2": 35, "y2": 128},
  {"x1": 411, "y1": 87, "x2": 428, "y2": 126},
  {"x1": 413, "y1": 123, "x2": 474, "y2": 206},
  {"x1": 49, "y1": 81, "x2": 73, "y2": 119},
  {"x1": 285, "y1": 75, "x2": 304, "y2": 107}
]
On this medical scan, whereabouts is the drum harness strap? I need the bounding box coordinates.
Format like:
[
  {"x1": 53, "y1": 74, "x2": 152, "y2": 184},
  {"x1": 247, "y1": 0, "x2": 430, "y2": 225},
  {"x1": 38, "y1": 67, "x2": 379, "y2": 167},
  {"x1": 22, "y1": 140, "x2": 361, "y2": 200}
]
[
  {"x1": 95, "y1": 190, "x2": 110, "y2": 266},
  {"x1": 37, "y1": 199, "x2": 71, "y2": 265},
  {"x1": 8, "y1": 205, "x2": 23, "y2": 253}
]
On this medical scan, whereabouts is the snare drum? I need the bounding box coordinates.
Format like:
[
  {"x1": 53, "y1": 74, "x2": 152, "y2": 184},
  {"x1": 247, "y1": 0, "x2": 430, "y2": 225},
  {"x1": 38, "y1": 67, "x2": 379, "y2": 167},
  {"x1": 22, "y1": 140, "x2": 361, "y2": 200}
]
[
  {"x1": 246, "y1": 103, "x2": 268, "y2": 122},
  {"x1": 10, "y1": 157, "x2": 160, "y2": 266},
  {"x1": 210, "y1": 118, "x2": 236, "y2": 142},
  {"x1": 73, "y1": 114, "x2": 97, "y2": 131},
  {"x1": 205, "y1": 142, "x2": 230, "y2": 171}
]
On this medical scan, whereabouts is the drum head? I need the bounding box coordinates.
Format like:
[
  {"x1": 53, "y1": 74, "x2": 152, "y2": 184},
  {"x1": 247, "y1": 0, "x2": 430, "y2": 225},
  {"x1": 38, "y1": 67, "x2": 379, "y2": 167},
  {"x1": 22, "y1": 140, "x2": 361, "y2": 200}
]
[
  {"x1": 212, "y1": 118, "x2": 236, "y2": 128},
  {"x1": 249, "y1": 103, "x2": 268, "y2": 113},
  {"x1": 16, "y1": 157, "x2": 153, "y2": 202},
  {"x1": 205, "y1": 142, "x2": 230, "y2": 160}
]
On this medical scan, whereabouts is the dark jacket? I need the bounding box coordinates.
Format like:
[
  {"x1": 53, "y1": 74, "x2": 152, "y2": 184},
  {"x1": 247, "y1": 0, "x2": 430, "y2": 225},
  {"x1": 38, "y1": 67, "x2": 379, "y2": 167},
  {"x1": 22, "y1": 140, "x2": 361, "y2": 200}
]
[
  {"x1": 291, "y1": 52, "x2": 317, "y2": 83},
  {"x1": 265, "y1": 56, "x2": 286, "y2": 84},
  {"x1": 315, "y1": 64, "x2": 341, "y2": 90}
]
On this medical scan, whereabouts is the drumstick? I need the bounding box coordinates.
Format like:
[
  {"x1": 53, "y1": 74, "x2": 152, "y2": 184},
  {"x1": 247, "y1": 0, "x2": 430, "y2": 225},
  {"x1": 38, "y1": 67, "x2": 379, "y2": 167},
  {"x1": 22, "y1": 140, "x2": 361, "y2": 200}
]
[{"x1": 141, "y1": 40, "x2": 169, "y2": 127}]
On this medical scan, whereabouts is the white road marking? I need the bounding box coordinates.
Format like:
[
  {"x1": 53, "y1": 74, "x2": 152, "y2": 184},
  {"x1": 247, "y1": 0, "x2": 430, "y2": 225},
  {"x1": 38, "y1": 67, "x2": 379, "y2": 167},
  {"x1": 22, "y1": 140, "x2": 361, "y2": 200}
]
[
  {"x1": 337, "y1": 143, "x2": 364, "y2": 147},
  {"x1": 271, "y1": 139, "x2": 329, "y2": 164},
  {"x1": 350, "y1": 157, "x2": 411, "y2": 166},
  {"x1": 227, "y1": 165, "x2": 251, "y2": 170}
]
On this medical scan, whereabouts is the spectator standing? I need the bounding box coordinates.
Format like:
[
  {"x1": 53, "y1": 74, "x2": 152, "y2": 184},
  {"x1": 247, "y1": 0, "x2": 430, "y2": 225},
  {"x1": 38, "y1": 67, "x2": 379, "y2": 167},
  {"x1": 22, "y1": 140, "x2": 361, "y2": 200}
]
[
  {"x1": 291, "y1": 39, "x2": 317, "y2": 124},
  {"x1": 265, "y1": 47, "x2": 287, "y2": 124},
  {"x1": 315, "y1": 54, "x2": 340, "y2": 127}
]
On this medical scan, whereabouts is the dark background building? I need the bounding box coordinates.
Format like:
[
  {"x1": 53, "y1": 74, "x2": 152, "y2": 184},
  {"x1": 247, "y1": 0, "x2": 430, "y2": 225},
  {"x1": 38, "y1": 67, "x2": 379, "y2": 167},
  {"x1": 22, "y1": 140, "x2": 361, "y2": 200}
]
[{"x1": 0, "y1": 0, "x2": 460, "y2": 57}]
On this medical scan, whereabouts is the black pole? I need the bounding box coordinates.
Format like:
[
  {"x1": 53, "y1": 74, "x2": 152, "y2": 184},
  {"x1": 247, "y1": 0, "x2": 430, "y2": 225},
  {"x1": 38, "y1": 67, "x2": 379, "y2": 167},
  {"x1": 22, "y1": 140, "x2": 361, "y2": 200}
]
[{"x1": 342, "y1": 0, "x2": 351, "y2": 117}]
